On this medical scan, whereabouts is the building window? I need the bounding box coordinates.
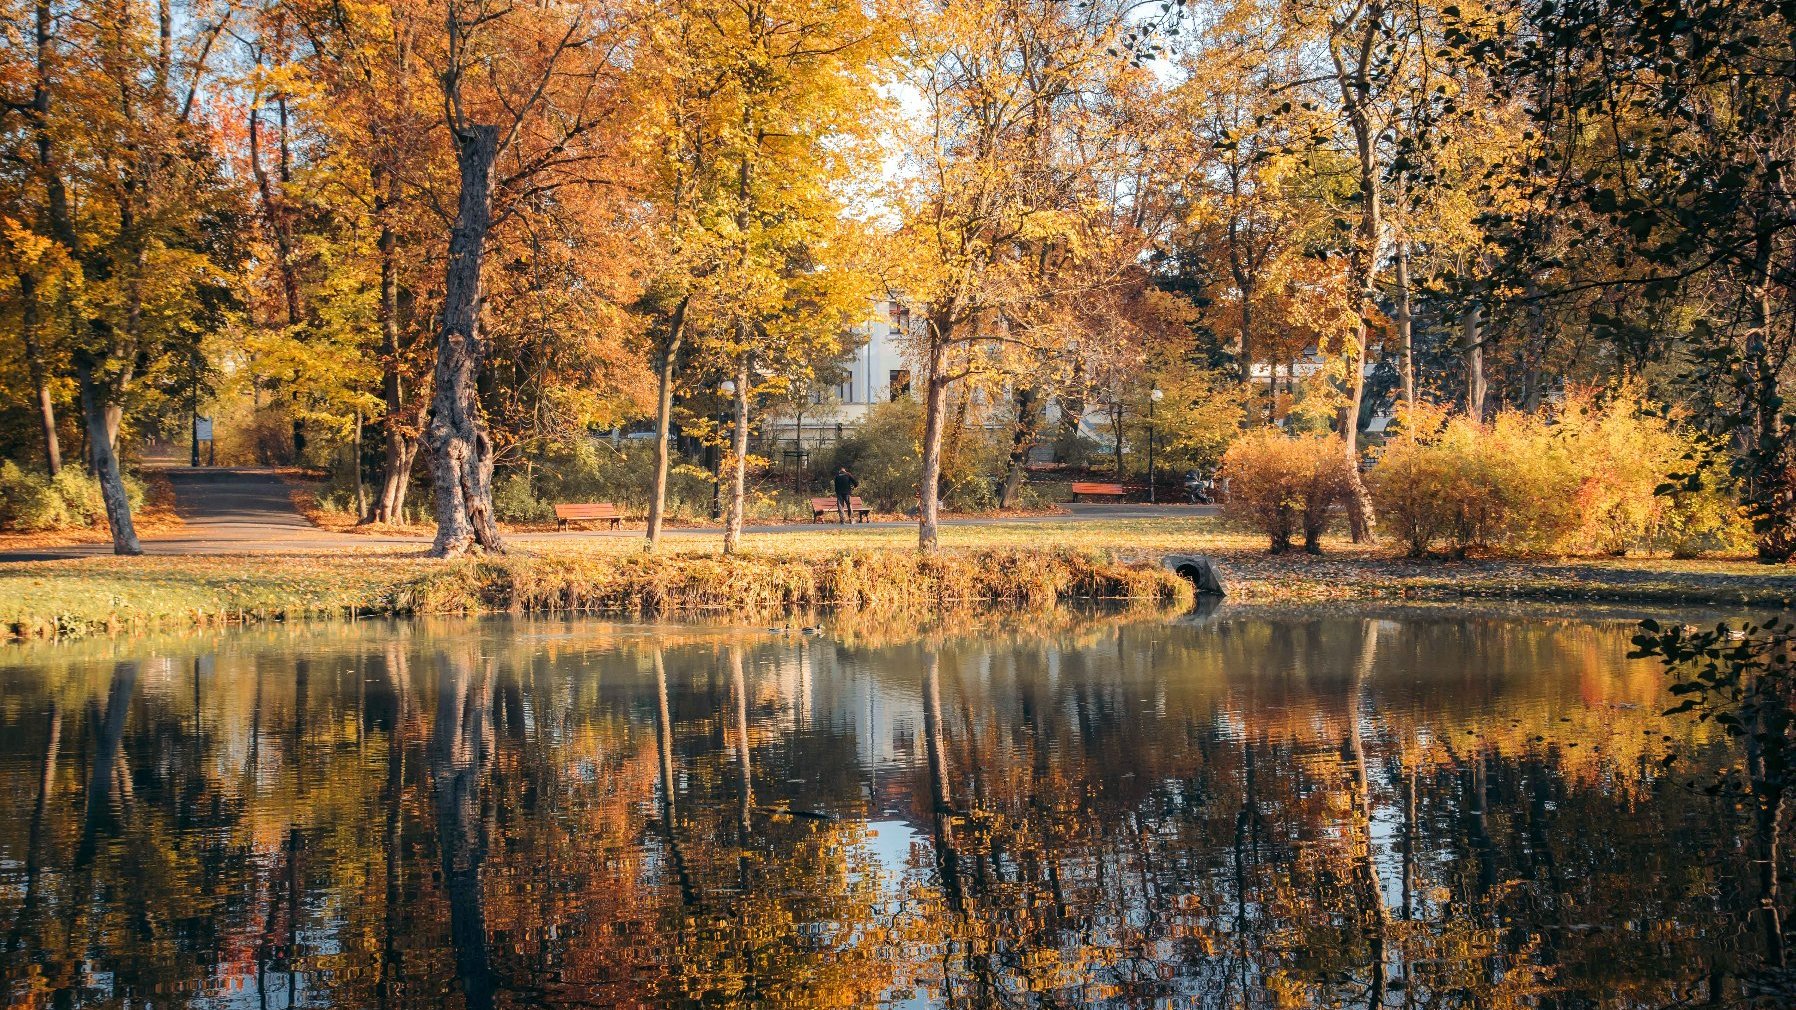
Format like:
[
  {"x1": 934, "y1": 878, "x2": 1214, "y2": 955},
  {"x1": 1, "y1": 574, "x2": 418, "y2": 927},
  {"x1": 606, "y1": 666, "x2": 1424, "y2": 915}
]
[
  {"x1": 889, "y1": 369, "x2": 911, "y2": 401},
  {"x1": 838, "y1": 376, "x2": 854, "y2": 403}
]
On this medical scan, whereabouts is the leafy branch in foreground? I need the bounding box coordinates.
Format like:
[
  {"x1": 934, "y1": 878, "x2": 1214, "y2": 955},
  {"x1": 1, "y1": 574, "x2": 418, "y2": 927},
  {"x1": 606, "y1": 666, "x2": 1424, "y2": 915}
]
[{"x1": 1633, "y1": 616, "x2": 1796, "y2": 971}]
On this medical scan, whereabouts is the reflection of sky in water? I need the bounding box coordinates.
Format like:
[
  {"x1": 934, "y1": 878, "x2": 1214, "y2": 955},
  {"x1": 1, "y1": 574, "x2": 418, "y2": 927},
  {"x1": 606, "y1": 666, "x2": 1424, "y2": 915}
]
[{"x1": 0, "y1": 608, "x2": 1758, "y2": 1008}]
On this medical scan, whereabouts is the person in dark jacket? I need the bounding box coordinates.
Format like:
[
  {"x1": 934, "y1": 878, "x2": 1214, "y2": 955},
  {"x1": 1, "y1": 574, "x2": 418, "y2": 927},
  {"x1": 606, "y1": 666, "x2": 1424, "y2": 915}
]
[{"x1": 833, "y1": 467, "x2": 859, "y2": 524}]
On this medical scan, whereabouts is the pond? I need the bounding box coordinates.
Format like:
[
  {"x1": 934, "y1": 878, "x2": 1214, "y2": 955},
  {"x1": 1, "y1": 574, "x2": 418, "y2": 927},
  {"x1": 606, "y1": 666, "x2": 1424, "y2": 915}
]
[{"x1": 0, "y1": 605, "x2": 1779, "y2": 1007}]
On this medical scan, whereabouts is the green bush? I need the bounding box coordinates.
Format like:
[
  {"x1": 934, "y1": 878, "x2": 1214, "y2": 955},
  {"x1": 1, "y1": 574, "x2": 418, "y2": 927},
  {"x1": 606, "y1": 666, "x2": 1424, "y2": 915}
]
[
  {"x1": 0, "y1": 462, "x2": 143, "y2": 532},
  {"x1": 817, "y1": 400, "x2": 1009, "y2": 514}
]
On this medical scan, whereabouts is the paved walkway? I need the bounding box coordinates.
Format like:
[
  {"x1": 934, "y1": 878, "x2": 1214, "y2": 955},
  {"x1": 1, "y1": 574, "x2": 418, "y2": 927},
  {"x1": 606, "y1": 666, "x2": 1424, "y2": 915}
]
[{"x1": 0, "y1": 468, "x2": 1217, "y2": 561}]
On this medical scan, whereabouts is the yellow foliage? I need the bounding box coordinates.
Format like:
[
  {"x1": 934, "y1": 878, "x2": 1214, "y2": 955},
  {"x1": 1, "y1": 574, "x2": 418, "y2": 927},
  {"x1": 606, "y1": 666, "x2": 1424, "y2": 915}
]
[
  {"x1": 1370, "y1": 393, "x2": 1750, "y2": 558},
  {"x1": 1218, "y1": 429, "x2": 1356, "y2": 553}
]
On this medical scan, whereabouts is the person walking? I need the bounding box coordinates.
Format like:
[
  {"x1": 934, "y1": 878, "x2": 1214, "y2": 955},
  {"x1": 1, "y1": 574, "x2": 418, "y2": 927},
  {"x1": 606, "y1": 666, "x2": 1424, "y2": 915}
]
[{"x1": 833, "y1": 466, "x2": 859, "y2": 524}]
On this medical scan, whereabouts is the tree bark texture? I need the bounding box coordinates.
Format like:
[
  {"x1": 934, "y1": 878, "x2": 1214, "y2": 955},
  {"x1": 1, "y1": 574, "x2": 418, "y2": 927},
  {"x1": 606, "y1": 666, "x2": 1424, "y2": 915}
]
[
  {"x1": 646, "y1": 298, "x2": 688, "y2": 551},
  {"x1": 998, "y1": 386, "x2": 1041, "y2": 508},
  {"x1": 76, "y1": 358, "x2": 141, "y2": 555},
  {"x1": 424, "y1": 124, "x2": 505, "y2": 558},
  {"x1": 722, "y1": 352, "x2": 751, "y2": 555},
  {"x1": 918, "y1": 324, "x2": 951, "y2": 553}
]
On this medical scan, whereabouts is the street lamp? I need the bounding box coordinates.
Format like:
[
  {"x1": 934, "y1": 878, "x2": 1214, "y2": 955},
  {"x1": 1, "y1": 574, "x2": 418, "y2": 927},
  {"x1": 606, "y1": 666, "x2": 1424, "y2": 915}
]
[{"x1": 1148, "y1": 388, "x2": 1163, "y2": 503}]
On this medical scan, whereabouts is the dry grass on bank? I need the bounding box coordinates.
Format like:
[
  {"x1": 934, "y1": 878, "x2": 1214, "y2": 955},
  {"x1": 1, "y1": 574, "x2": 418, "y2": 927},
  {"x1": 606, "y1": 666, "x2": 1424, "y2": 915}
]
[
  {"x1": 4, "y1": 515, "x2": 1794, "y2": 641},
  {"x1": 0, "y1": 543, "x2": 1190, "y2": 640}
]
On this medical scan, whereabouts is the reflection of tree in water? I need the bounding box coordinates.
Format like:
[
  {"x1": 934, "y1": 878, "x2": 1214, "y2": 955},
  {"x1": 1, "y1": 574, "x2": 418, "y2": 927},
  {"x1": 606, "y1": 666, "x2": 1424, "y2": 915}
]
[{"x1": 0, "y1": 613, "x2": 1788, "y2": 1007}]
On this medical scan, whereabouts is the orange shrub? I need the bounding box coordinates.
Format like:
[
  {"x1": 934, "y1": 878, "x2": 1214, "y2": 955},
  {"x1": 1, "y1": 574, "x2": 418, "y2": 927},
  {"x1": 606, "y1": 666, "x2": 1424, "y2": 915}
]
[{"x1": 1219, "y1": 430, "x2": 1355, "y2": 553}]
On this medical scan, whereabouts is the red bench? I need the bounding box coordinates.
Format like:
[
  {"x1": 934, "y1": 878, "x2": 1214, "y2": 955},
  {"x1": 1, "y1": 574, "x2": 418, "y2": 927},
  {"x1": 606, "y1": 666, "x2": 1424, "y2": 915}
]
[
  {"x1": 1070, "y1": 481, "x2": 1135, "y2": 502},
  {"x1": 554, "y1": 502, "x2": 623, "y2": 530},
  {"x1": 811, "y1": 496, "x2": 870, "y2": 522}
]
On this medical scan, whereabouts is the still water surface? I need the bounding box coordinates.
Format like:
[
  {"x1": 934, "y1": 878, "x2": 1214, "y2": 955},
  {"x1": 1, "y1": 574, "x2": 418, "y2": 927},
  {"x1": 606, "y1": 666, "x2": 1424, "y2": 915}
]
[{"x1": 0, "y1": 607, "x2": 1774, "y2": 1007}]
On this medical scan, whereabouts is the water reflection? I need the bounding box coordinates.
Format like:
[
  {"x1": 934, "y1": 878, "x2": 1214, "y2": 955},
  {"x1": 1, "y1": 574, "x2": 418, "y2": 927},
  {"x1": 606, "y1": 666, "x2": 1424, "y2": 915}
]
[{"x1": 0, "y1": 609, "x2": 1777, "y2": 1007}]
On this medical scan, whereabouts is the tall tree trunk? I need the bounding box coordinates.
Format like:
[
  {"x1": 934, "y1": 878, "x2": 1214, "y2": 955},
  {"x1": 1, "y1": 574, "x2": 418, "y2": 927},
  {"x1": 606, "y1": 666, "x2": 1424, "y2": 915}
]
[
  {"x1": 723, "y1": 352, "x2": 752, "y2": 555},
  {"x1": 76, "y1": 358, "x2": 141, "y2": 555},
  {"x1": 371, "y1": 174, "x2": 416, "y2": 525},
  {"x1": 424, "y1": 125, "x2": 505, "y2": 558},
  {"x1": 646, "y1": 298, "x2": 688, "y2": 551},
  {"x1": 1746, "y1": 227, "x2": 1796, "y2": 563},
  {"x1": 19, "y1": 273, "x2": 61, "y2": 476},
  {"x1": 1334, "y1": 22, "x2": 1382, "y2": 545},
  {"x1": 1463, "y1": 299, "x2": 1486, "y2": 420},
  {"x1": 918, "y1": 324, "x2": 951, "y2": 553},
  {"x1": 1110, "y1": 400, "x2": 1125, "y2": 478},
  {"x1": 1394, "y1": 240, "x2": 1415, "y2": 407},
  {"x1": 998, "y1": 386, "x2": 1041, "y2": 508}
]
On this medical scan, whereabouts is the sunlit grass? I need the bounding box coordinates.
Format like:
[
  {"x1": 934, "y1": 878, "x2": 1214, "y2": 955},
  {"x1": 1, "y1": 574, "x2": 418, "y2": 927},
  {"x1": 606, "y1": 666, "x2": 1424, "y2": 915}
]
[{"x1": 3, "y1": 516, "x2": 1792, "y2": 641}]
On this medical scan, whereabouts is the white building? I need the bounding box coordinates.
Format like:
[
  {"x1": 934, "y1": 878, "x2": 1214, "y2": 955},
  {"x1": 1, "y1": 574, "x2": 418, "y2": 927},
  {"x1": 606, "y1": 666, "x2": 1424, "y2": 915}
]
[{"x1": 765, "y1": 298, "x2": 924, "y2": 448}]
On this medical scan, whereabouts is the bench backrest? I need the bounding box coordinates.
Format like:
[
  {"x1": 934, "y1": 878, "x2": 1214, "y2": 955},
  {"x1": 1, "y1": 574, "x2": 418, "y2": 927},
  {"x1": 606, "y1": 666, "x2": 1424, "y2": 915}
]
[
  {"x1": 811, "y1": 496, "x2": 867, "y2": 510},
  {"x1": 554, "y1": 502, "x2": 621, "y2": 519},
  {"x1": 1070, "y1": 482, "x2": 1127, "y2": 496}
]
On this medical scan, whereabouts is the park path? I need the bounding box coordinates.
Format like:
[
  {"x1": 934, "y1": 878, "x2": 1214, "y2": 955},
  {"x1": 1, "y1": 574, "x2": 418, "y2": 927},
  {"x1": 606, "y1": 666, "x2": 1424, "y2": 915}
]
[{"x1": 0, "y1": 467, "x2": 1217, "y2": 561}]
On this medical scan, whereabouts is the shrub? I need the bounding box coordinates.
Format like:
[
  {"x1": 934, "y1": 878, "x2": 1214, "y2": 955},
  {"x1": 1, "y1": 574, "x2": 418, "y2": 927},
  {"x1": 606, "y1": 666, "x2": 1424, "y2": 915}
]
[
  {"x1": 1369, "y1": 406, "x2": 1583, "y2": 558},
  {"x1": 0, "y1": 462, "x2": 142, "y2": 532},
  {"x1": 1219, "y1": 430, "x2": 1354, "y2": 553},
  {"x1": 1369, "y1": 394, "x2": 1750, "y2": 558}
]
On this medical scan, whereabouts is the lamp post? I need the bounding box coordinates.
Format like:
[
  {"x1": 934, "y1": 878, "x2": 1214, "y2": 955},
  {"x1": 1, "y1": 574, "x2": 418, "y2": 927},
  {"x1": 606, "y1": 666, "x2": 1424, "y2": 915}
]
[
  {"x1": 1148, "y1": 388, "x2": 1163, "y2": 503},
  {"x1": 713, "y1": 378, "x2": 737, "y2": 520}
]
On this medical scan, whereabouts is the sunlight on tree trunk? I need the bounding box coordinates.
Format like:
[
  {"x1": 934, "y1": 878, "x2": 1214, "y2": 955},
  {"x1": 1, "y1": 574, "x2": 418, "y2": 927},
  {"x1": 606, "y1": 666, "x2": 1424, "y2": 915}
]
[
  {"x1": 647, "y1": 299, "x2": 688, "y2": 552},
  {"x1": 425, "y1": 125, "x2": 506, "y2": 558}
]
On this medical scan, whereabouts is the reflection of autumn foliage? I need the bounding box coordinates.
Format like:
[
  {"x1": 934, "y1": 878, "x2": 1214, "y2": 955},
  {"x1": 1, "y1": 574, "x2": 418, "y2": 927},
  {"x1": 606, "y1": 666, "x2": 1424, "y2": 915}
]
[{"x1": 0, "y1": 610, "x2": 1773, "y2": 1008}]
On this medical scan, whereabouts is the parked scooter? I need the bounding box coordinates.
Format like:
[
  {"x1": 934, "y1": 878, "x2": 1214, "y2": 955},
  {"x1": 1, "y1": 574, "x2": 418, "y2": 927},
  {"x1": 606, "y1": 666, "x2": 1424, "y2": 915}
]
[{"x1": 1181, "y1": 470, "x2": 1215, "y2": 504}]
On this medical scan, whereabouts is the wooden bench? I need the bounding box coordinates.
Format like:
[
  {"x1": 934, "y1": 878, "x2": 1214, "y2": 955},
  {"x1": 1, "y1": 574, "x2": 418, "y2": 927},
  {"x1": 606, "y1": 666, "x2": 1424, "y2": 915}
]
[
  {"x1": 1070, "y1": 481, "x2": 1134, "y2": 502},
  {"x1": 811, "y1": 496, "x2": 871, "y2": 523},
  {"x1": 554, "y1": 502, "x2": 623, "y2": 530}
]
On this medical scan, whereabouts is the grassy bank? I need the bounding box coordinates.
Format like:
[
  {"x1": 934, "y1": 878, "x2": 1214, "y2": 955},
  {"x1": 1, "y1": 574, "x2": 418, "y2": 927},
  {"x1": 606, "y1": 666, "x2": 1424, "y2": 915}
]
[
  {"x1": 0, "y1": 545, "x2": 1190, "y2": 640},
  {"x1": 4, "y1": 516, "x2": 1794, "y2": 640}
]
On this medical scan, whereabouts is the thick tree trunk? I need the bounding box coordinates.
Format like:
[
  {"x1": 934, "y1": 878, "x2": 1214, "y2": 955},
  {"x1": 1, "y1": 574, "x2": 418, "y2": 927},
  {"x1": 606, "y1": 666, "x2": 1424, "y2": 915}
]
[
  {"x1": 20, "y1": 274, "x2": 61, "y2": 476},
  {"x1": 424, "y1": 125, "x2": 505, "y2": 558},
  {"x1": 918, "y1": 327, "x2": 951, "y2": 553},
  {"x1": 1463, "y1": 300, "x2": 1486, "y2": 420},
  {"x1": 76, "y1": 360, "x2": 141, "y2": 555},
  {"x1": 646, "y1": 298, "x2": 688, "y2": 551},
  {"x1": 1394, "y1": 240, "x2": 1415, "y2": 407},
  {"x1": 998, "y1": 386, "x2": 1041, "y2": 508},
  {"x1": 722, "y1": 352, "x2": 751, "y2": 555}
]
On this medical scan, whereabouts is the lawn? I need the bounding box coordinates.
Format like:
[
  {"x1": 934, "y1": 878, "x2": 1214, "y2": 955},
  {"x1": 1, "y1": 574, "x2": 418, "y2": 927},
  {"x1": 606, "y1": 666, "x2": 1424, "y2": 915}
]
[{"x1": 4, "y1": 516, "x2": 1793, "y2": 640}]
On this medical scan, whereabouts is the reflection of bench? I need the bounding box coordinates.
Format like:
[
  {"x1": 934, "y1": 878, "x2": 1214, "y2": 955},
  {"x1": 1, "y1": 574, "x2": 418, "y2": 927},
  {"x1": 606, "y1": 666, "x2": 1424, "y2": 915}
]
[
  {"x1": 811, "y1": 496, "x2": 870, "y2": 522},
  {"x1": 1070, "y1": 482, "x2": 1132, "y2": 502},
  {"x1": 554, "y1": 502, "x2": 622, "y2": 530}
]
